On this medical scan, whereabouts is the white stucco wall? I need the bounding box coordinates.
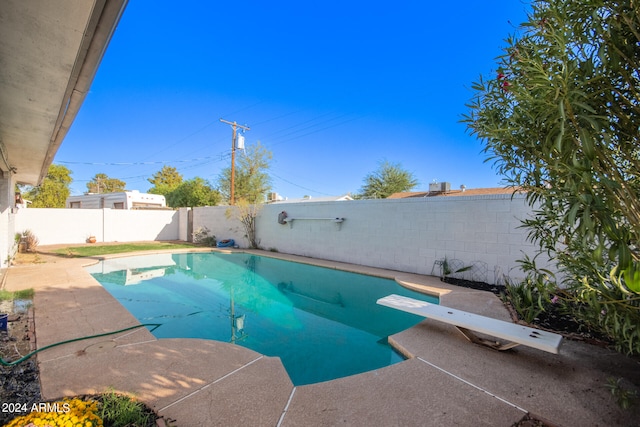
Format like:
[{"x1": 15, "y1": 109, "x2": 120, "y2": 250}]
[
  {"x1": 0, "y1": 172, "x2": 18, "y2": 269},
  {"x1": 11, "y1": 195, "x2": 544, "y2": 284},
  {"x1": 178, "y1": 208, "x2": 191, "y2": 241},
  {"x1": 102, "y1": 209, "x2": 180, "y2": 242},
  {"x1": 14, "y1": 208, "x2": 180, "y2": 245},
  {"x1": 192, "y1": 194, "x2": 543, "y2": 284},
  {"x1": 192, "y1": 206, "x2": 246, "y2": 246}
]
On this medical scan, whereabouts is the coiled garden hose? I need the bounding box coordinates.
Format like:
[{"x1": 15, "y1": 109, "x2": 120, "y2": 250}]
[{"x1": 0, "y1": 323, "x2": 162, "y2": 367}]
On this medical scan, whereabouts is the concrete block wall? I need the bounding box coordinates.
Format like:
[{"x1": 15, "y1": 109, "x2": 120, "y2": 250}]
[
  {"x1": 102, "y1": 209, "x2": 180, "y2": 242},
  {"x1": 14, "y1": 208, "x2": 180, "y2": 245},
  {"x1": 193, "y1": 194, "x2": 542, "y2": 284},
  {"x1": 192, "y1": 206, "x2": 247, "y2": 246},
  {"x1": 12, "y1": 195, "x2": 541, "y2": 284}
]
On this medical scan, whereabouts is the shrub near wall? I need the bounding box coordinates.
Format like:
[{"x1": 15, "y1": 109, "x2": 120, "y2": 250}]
[{"x1": 192, "y1": 206, "x2": 245, "y2": 247}]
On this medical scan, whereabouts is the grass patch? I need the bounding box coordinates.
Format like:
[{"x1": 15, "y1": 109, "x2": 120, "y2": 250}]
[
  {"x1": 0, "y1": 290, "x2": 13, "y2": 301},
  {"x1": 53, "y1": 242, "x2": 199, "y2": 258},
  {"x1": 0, "y1": 288, "x2": 34, "y2": 301},
  {"x1": 98, "y1": 390, "x2": 153, "y2": 427},
  {"x1": 13, "y1": 288, "x2": 34, "y2": 299}
]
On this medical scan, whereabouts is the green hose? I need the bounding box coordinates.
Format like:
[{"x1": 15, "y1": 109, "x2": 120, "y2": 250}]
[{"x1": 0, "y1": 323, "x2": 162, "y2": 367}]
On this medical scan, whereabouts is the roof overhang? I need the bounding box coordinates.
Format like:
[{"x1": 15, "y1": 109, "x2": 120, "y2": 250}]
[{"x1": 0, "y1": 0, "x2": 127, "y2": 185}]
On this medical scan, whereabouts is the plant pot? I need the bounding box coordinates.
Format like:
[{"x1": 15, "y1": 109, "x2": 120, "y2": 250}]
[{"x1": 87, "y1": 237, "x2": 96, "y2": 244}]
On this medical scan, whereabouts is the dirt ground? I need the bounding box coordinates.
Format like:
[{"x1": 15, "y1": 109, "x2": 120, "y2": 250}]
[
  {"x1": 0, "y1": 301, "x2": 33, "y2": 360},
  {"x1": 0, "y1": 295, "x2": 40, "y2": 427},
  {"x1": 12, "y1": 249, "x2": 71, "y2": 265}
]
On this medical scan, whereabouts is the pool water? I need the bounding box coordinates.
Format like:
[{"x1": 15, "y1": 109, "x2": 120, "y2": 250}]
[{"x1": 86, "y1": 252, "x2": 438, "y2": 385}]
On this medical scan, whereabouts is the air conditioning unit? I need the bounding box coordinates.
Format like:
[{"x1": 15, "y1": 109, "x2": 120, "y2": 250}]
[{"x1": 429, "y1": 182, "x2": 451, "y2": 192}]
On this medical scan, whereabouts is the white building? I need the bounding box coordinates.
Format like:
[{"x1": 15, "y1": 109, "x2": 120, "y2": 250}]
[{"x1": 66, "y1": 191, "x2": 167, "y2": 210}]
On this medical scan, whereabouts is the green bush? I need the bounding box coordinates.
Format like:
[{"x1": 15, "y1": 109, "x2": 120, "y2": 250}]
[
  {"x1": 99, "y1": 390, "x2": 151, "y2": 427},
  {"x1": 192, "y1": 226, "x2": 216, "y2": 247},
  {"x1": 464, "y1": 0, "x2": 640, "y2": 355},
  {"x1": 503, "y1": 278, "x2": 553, "y2": 324}
]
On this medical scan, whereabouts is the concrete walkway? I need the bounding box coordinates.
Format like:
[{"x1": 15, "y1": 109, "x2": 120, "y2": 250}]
[{"x1": 3, "y1": 247, "x2": 639, "y2": 426}]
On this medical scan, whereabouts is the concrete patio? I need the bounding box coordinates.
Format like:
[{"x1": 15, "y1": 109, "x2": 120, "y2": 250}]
[{"x1": 2, "y1": 246, "x2": 639, "y2": 426}]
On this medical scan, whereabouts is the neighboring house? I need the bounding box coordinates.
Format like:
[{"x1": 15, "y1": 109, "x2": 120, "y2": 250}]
[
  {"x1": 0, "y1": 1, "x2": 128, "y2": 268},
  {"x1": 66, "y1": 191, "x2": 167, "y2": 210},
  {"x1": 270, "y1": 194, "x2": 354, "y2": 204},
  {"x1": 387, "y1": 186, "x2": 523, "y2": 199}
]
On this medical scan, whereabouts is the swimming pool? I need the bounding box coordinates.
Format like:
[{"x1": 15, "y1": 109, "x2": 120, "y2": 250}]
[{"x1": 86, "y1": 252, "x2": 438, "y2": 385}]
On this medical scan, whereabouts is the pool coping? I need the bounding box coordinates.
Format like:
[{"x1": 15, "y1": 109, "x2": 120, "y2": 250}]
[{"x1": 4, "y1": 246, "x2": 639, "y2": 426}]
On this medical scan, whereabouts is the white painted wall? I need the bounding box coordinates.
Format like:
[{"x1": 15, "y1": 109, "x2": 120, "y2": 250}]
[
  {"x1": 0, "y1": 172, "x2": 18, "y2": 268},
  {"x1": 12, "y1": 194, "x2": 544, "y2": 285},
  {"x1": 193, "y1": 194, "x2": 543, "y2": 284},
  {"x1": 14, "y1": 208, "x2": 180, "y2": 245},
  {"x1": 102, "y1": 209, "x2": 179, "y2": 242},
  {"x1": 192, "y1": 205, "x2": 245, "y2": 245},
  {"x1": 178, "y1": 208, "x2": 191, "y2": 241}
]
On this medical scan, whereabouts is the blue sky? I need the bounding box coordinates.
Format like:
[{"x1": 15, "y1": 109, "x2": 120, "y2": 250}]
[{"x1": 56, "y1": 1, "x2": 531, "y2": 199}]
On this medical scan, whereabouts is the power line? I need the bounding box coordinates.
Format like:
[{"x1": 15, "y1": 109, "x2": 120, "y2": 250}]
[
  {"x1": 58, "y1": 152, "x2": 230, "y2": 166},
  {"x1": 270, "y1": 171, "x2": 334, "y2": 196},
  {"x1": 250, "y1": 109, "x2": 303, "y2": 127},
  {"x1": 58, "y1": 109, "x2": 359, "y2": 169},
  {"x1": 70, "y1": 155, "x2": 231, "y2": 186},
  {"x1": 127, "y1": 102, "x2": 263, "y2": 162},
  {"x1": 59, "y1": 106, "x2": 363, "y2": 198},
  {"x1": 269, "y1": 114, "x2": 360, "y2": 147}
]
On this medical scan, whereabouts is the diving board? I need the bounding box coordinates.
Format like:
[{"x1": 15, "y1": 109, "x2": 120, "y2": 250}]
[{"x1": 377, "y1": 294, "x2": 563, "y2": 354}]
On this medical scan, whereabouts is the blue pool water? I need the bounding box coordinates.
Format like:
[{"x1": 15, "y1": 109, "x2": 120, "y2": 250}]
[{"x1": 86, "y1": 252, "x2": 438, "y2": 385}]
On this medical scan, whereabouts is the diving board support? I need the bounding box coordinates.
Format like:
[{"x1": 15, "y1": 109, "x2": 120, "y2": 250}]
[{"x1": 377, "y1": 294, "x2": 563, "y2": 354}]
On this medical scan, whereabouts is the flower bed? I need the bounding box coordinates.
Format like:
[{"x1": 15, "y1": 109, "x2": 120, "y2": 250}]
[
  {"x1": 4, "y1": 397, "x2": 102, "y2": 427},
  {"x1": 2, "y1": 393, "x2": 160, "y2": 427}
]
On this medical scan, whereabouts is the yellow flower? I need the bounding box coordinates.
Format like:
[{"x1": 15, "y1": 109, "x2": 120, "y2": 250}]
[{"x1": 4, "y1": 397, "x2": 105, "y2": 427}]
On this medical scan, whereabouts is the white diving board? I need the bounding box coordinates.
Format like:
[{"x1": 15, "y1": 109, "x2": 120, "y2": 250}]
[{"x1": 377, "y1": 294, "x2": 563, "y2": 354}]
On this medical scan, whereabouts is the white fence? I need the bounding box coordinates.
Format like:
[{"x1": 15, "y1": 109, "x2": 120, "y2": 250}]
[
  {"x1": 193, "y1": 193, "x2": 543, "y2": 284},
  {"x1": 11, "y1": 195, "x2": 543, "y2": 284},
  {"x1": 14, "y1": 208, "x2": 180, "y2": 245}
]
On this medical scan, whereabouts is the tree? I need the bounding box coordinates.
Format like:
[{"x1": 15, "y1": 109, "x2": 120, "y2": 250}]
[
  {"x1": 357, "y1": 160, "x2": 418, "y2": 199},
  {"x1": 22, "y1": 164, "x2": 72, "y2": 208},
  {"x1": 148, "y1": 165, "x2": 183, "y2": 196},
  {"x1": 226, "y1": 199, "x2": 262, "y2": 249},
  {"x1": 464, "y1": 0, "x2": 640, "y2": 354},
  {"x1": 86, "y1": 173, "x2": 126, "y2": 194},
  {"x1": 217, "y1": 141, "x2": 273, "y2": 204},
  {"x1": 166, "y1": 177, "x2": 221, "y2": 207}
]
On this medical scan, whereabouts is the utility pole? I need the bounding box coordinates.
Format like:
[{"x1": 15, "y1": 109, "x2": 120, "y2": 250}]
[{"x1": 220, "y1": 118, "x2": 250, "y2": 205}]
